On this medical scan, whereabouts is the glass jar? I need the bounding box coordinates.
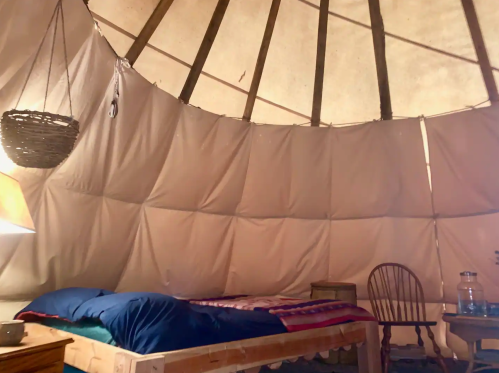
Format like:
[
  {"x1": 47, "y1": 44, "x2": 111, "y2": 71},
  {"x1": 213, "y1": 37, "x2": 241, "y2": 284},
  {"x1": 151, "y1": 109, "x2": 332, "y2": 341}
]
[{"x1": 457, "y1": 271, "x2": 487, "y2": 316}]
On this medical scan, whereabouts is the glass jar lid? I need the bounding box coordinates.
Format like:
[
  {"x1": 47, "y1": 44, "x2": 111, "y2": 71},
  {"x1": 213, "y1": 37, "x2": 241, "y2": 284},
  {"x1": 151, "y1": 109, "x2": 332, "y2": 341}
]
[{"x1": 460, "y1": 271, "x2": 477, "y2": 276}]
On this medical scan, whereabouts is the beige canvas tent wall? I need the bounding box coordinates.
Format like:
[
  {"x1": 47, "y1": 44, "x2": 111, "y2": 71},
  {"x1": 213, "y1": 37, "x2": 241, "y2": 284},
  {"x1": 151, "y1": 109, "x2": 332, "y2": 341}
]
[
  {"x1": 0, "y1": 0, "x2": 499, "y2": 359},
  {"x1": 86, "y1": 0, "x2": 498, "y2": 123}
]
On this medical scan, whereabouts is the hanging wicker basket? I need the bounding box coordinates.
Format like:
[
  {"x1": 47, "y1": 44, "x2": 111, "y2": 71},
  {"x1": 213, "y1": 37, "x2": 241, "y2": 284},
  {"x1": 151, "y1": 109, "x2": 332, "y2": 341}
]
[
  {"x1": 1, "y1": 110, "x2": 79, "y2": 169},
  {"x1": 1, "y1": 0, "x2": 80, "y2": 169}
]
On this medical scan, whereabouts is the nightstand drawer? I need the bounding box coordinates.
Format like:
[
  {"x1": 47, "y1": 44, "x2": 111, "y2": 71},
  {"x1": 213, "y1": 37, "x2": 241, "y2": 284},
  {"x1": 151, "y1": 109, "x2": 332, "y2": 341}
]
[
  {"x1": 0, "y1": 347, "x2": 64, "y2": 373},
  {"x1": 31, "y1": 362, "x2": 65, "y2": 373}
]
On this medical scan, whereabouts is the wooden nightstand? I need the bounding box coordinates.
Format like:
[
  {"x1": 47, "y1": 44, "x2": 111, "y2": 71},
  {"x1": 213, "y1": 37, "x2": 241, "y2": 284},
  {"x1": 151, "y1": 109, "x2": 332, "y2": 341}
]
[{"x1": 0, "y1": 334, "x2": 73, "y2": 373}]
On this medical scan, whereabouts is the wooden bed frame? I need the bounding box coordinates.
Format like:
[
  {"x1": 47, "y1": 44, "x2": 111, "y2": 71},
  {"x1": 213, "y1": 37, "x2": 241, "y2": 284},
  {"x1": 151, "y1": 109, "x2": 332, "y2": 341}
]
[{"x1": 26, "y1": 321, "x2": 380, "y2": 373}]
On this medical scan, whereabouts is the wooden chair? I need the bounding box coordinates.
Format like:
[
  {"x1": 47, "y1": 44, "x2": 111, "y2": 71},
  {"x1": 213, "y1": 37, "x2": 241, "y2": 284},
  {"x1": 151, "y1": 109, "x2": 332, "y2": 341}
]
[{"x1": 367, "y1": 263, "x2": 448, "y2": 373}]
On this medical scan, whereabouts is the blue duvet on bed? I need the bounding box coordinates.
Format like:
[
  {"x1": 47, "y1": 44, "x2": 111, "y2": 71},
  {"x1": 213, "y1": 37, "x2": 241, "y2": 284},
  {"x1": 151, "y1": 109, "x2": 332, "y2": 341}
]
[{"x1": 16, "y1": 288, "x2": 287, "y2": 354}]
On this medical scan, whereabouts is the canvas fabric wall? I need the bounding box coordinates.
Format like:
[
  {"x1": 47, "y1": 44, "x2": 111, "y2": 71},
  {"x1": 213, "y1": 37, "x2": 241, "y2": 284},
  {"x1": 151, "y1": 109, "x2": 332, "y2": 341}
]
[{"x1": 0, "y1": 0, "x2": 499, "y2": 358}]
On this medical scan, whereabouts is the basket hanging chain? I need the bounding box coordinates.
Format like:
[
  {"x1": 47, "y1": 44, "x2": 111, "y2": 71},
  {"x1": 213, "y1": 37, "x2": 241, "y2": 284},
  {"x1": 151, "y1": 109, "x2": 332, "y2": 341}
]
[
  {"x1": 14, "y1": 3, "x2": 59, "y2": 110},
  {"x1": 15, "y1": 0, "x2": 73, "y2": 118},
  {"x1": 43, "y1": 3, "x2": 60, "y2": 112},
  {"x1": 59, "y1": 0, "x2": 73, "y2": 117}
]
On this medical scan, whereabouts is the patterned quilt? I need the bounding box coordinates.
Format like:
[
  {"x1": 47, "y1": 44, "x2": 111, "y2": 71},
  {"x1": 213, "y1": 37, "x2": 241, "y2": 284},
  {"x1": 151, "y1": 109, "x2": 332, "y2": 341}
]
[{"x1": 189, "y1": 295, "x2": 375, "y2": 332}]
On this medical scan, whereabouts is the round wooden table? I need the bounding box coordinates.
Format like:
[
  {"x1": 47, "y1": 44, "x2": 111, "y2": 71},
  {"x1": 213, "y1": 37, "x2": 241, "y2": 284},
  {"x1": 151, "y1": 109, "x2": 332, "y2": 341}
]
[{"x1": 443, "y1": 313, "x2": 499, "y2": 373}]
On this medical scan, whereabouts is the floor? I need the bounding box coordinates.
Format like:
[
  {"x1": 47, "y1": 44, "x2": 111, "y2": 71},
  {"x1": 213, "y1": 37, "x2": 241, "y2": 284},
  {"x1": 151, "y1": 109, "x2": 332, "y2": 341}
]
[{"x1": 262, "y1": 358, "x2": 472, "y2": 373}]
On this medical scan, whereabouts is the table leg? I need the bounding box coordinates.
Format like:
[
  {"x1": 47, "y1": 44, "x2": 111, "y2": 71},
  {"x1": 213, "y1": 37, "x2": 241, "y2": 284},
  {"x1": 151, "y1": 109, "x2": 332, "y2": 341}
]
[
  {"x1": 358, "y1": 321, "x2": 381, "y2": 373},
  {"x1": 466, "y1": 342, "x2": 475, "y2": 373}
]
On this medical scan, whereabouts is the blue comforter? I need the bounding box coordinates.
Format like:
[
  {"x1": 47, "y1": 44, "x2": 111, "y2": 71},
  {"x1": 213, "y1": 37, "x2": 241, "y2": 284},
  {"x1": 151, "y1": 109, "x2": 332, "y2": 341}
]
[{"x1": 16, "y1": 288, "x2": 287, "y2": 354}]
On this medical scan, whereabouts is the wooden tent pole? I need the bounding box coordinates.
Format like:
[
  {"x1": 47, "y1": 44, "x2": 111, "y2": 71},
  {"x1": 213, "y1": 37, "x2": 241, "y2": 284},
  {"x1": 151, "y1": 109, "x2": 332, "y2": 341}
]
[
  {"x1": 125, "y1": 0, "x2": 175, "y2": 67},
  {"x1": 461, "y1": 0, "x2": 499, "y2": 102},
  {"x1": 368, "y1": 0, "x2": 392, "y2": 120},
  {"x1": 179, "y1": 0, "x2": 230, "y2": 104},
  {"x1": 243, "y1": 0, "x2": 281, "y2": 122},
  {"x1": 311, "y1": 0, "x2": 329, "y2": 127}
]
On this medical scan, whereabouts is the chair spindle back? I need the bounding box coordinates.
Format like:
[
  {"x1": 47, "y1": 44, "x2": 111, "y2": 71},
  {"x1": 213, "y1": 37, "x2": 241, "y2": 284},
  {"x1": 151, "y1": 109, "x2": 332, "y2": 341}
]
[{"x1": 367, "y1": 263, "x2": 427, "y2": 323}]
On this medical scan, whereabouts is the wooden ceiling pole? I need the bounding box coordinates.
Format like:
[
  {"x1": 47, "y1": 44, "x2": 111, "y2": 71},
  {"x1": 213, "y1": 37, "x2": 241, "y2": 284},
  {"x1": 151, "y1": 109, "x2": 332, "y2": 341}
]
[
  {"x1": 368, "y1": 0, "x2": 392, "y2": 120},
  {"x1": 125, "y1": 0, "x2": 175, "y2": 66},
  {"x1": 243, "y1": 0, "x2": 281, "y2": 122},
  {"x1": 461, "y1": 0, "x2": 499, "y2": 102},
  {"x1": 311, "y1": 0, "x2": 329, "y2": 127},
  {"x1": 179, "y1": 0, "x2": 231, "y2": 104}
]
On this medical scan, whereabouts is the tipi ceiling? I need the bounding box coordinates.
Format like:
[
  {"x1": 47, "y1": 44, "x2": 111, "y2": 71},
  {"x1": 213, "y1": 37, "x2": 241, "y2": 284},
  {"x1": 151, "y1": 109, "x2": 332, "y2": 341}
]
[{"x1": 86, "y1": 0, "x2": 499, "y2": 126}]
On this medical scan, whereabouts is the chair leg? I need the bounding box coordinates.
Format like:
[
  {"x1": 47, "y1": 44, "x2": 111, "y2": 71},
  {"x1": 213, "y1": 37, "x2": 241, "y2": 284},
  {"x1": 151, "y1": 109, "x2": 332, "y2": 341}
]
[
  {"x1": 415, "y1": 325, "x2": 427, "y2": 367},
  {"x1": 415, "y1": 325, "x2": 424, "y2": 347},
  {"x1": 382, "y1": 325, "x2": 391, "y2": 373},
  {"x1": 425, "y1": 325, "x2": 448, "y2": 373},
  {"x1": 381, "y1": 327, "x2": 386, "y2": 367}
]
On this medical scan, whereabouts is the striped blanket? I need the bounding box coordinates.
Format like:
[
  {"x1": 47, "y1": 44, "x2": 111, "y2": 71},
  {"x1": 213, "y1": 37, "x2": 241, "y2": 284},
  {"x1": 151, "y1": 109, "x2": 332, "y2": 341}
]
[{"x1": 189, "y1": 295, "x2": 375, "y2": 332}]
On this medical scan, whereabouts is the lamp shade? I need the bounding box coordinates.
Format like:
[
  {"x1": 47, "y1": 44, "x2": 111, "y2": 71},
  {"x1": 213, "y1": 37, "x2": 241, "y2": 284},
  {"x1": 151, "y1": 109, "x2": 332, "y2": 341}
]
[{"x1": 0, "y1": 172, "x2": 34, "y2": 234}]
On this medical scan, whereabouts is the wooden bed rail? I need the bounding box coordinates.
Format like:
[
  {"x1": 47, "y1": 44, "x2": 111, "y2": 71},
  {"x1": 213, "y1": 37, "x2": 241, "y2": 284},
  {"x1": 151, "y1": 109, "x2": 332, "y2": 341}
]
[
  {"x1": 26, "y1": 321, "x2": 380, "y2": 373},
  {"x1": 25, "y1": 323, "x2": 141, "y2": 373},
  {"x1": 152, "y1": 321, "x2": 366, "y2": 373}
]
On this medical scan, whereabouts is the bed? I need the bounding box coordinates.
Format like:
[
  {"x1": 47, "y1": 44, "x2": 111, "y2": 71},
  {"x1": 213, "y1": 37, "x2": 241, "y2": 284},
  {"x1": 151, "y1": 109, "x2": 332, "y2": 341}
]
[{"x1": 17, "y1": 288, "x2": 381, "y2": 373}]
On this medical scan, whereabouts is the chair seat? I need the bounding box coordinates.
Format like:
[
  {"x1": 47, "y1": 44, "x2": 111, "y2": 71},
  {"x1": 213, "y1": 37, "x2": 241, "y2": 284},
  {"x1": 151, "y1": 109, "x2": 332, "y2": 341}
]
[{"x1": 379, "y1": 321, "x2": 437, "y2": 327}]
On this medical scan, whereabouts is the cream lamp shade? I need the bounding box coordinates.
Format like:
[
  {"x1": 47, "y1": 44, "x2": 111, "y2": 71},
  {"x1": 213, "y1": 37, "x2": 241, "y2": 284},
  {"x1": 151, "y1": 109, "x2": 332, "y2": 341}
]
[{"x1": 0, "y1": 172, "x2": 35, "y2": 234}]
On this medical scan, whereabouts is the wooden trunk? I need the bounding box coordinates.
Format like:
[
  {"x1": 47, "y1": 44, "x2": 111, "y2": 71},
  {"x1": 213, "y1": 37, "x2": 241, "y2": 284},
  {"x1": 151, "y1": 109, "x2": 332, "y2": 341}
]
[{"x1": 311, "y1": 281, "x2": 358, "y2": 365}]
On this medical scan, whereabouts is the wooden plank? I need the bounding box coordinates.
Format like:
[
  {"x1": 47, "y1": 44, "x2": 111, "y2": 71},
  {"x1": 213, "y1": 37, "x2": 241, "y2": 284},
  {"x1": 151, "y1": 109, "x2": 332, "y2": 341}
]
[
  {"x1": 367, "y1": 0, "x2": 392, "y2": 120},
  {"x1": 358, "y1": 321, "x2": 382, "y2": 373},
  {"x1": 26, "y1": 321, "x2": 380, "y2": 373},
  {"x1": 179, "y1": 0, "x2": 230, "y2": 104},
  {"x1": 461, "y1": 0, "x2": 499, "y2": 102},
  {"x1": 311, "y1": 0, "x2": 329, "y2": 126},
  {"x1": 132, "y1": 355, "x2": 165, "y2": 373},
  {"x1": 156, "y1": 322, "x2": 366, "y2": 373},
  {"x1": 25, "y1": 323, "x2": 141, "y2": 373},
  {"x1": 125, "y1": 0, "x2": 175, "y2": 66},
  {"x1": 243, "y1": 0, "x2": 281, "y2": 121}
]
